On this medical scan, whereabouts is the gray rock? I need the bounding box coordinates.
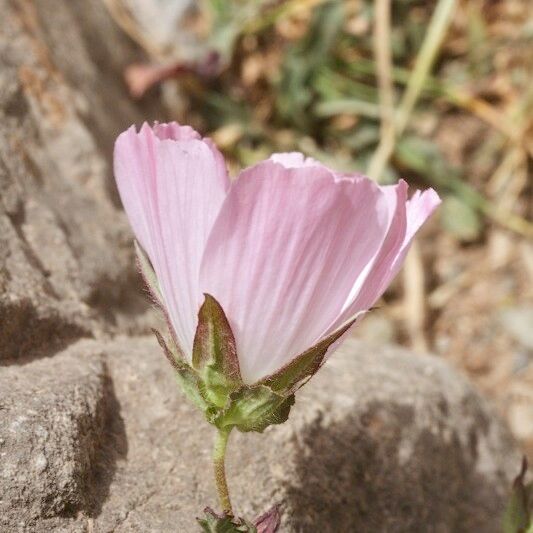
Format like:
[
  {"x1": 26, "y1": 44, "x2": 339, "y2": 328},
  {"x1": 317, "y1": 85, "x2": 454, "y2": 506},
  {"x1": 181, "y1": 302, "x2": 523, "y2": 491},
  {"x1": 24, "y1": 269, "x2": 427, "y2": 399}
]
[
  {"x1": 278, "y1": 341, "x2": 520, "y2": 532},
  {"x1": 97, "y1": 336, "x2": 519, "y2": 533},
  {"x1": 0, "y1": 0, "x2": 161, "y2": 362},
  {"x1": 2, "y1": 336, "x2": 519, "y2": 532},
  {"x1": 3, "y1": 336, "x2": 516, "y2": 532},
  {"x1": 0, "y1": 340, "x2": 109, "y2": 528}
]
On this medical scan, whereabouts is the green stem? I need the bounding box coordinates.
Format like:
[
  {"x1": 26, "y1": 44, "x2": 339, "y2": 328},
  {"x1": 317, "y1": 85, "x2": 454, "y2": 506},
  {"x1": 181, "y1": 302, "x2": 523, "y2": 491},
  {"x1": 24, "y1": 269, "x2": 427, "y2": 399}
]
[{"x1": 213, "y1": 426, "x2": 233, "y2": 514}]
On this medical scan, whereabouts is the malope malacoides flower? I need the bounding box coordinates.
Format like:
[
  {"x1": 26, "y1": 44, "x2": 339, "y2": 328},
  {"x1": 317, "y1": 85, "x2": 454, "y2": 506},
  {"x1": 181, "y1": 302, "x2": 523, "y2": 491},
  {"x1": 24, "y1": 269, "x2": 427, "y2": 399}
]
[{"x1": 114, "y1": 121, "x2": 440, "y2": 434}]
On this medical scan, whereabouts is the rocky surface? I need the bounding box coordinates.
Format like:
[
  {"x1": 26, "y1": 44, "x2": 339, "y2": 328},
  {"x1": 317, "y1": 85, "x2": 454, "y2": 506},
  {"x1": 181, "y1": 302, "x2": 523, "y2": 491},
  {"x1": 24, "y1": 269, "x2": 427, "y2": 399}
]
[
  {"x1": 0, "y1": 0, "x2": 160, "y2": 363},
  {"x1": 0, "y1": 0, "x2": 524, "y2": 532},
  {"x1": 98, "y1": 337, "x2": 521, "y2": 533},
  {"x1": 0, "y1": 341, "x2": 108, "y2": 528},
  {"x1": 1, "y1": 336, "x2": 521, "y2": 532}
]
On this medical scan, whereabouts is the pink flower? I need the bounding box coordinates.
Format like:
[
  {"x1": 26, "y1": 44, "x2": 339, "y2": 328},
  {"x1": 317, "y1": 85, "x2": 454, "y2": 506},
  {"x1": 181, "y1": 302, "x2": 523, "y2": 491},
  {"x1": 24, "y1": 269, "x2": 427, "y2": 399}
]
[{"x1": 114, "y1": 122, "x2": 440, "y2": 385}]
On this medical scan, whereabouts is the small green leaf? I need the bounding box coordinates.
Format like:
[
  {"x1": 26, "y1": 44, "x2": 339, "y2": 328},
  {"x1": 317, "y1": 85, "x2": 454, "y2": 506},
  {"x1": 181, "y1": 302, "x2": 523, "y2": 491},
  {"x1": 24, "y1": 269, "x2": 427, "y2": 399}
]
[
  {"x1": 216, "y1": 385, "x2": 295, "y2": 433},
  {"x1": 503, "y1": 457, "x2": 532, "y2": 533},
  {"x1": 193, "y1": 294, "x2": 242, "y2": 407},
  {"x1": 440, "y1": 196, "x2": 481, "y2": 242},
  {"x1": 275, "y1": 1, "x2": 344, "y2": 128},
  {"x1": 314, "y1": 99, "x2": 381, "y2": 119},
  {"x1": 262, "y1": 314, "x2": 361, "y2": 393}
]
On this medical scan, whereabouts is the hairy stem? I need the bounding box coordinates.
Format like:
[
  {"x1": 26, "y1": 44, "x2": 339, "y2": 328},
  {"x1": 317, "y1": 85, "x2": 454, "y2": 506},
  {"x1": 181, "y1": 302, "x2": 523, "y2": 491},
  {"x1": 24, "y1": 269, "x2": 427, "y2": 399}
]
[{"x1": 213, "y1": 426, "x2": 233, "y2": 514}]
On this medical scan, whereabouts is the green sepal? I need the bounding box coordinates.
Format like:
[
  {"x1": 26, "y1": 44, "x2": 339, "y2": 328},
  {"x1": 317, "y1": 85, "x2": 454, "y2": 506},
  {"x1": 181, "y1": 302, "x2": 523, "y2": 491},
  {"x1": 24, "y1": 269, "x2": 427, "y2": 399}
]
[
  {"x1": 215, "y1": 385, "x2": 295, "y2": 433},
  {"x1": 137, "y1": 240, "x2": 188, "y2": 362},
  {"x1": 152, "y1": 299, "x2": 294, "y2": 434},
  {"x1": 503, "y1": 457, "x2": 532, "y2": 533},
  {"x1": 261, "y1": 313, "x2": 362, "y2": 393},
  {"x1": 152, "y1": 329, "x2": 209, "y2": 413},
  {"x1": 151, "y1": 294, "x2": 363, "y2": 435},
  {"x1": 135, "y1": 240, "x2": 163, "y2": 305},
  {"x1": 197, "y1": 507, "x2": 256, "y2": 533},
  {"x1": 193, "y1": 294, "x2": 243, "y2": 407}
]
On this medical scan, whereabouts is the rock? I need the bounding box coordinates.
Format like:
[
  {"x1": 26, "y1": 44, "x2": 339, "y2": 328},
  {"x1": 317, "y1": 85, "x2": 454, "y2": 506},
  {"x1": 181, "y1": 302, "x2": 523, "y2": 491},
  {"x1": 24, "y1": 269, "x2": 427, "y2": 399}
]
[
  {"x1": 99, "y1": 336, "x2": 519, "y2": 533},
  {"x1": 0, "y1": 0, "x2": 161, "y2": 362},
  {"x1": 0, "y1": 340, "x2": 109, "y2": 529},
  {"x1": 4, "y1": 336, "x2": 516, "y2": 532},
  {"x1": 277, "y1": 341, "x2": 520, "y2": 533},
  {"x1": 353, "y1": 311, "x2": 397, "y2": 344}
]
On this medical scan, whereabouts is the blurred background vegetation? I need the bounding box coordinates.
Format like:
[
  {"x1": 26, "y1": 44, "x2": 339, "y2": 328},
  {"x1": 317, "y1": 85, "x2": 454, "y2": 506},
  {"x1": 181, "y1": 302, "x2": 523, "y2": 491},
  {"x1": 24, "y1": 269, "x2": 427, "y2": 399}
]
[{"x1": 103, "y1": 0, "x2": 532, "y2": 457}]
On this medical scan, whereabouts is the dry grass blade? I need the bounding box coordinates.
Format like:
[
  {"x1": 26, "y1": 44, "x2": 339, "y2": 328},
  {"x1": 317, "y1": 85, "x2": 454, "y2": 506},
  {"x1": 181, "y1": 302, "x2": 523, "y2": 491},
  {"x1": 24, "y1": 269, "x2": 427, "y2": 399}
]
[
  {"x1": 366, "y1": 0, "x2": 395, "y2": 181},
  {"x1": 403, "y1": 241, "x2": 429, "y2": 353},
  {"x1": 366, "y1": 0, "x2": 458, "y2": 179}
]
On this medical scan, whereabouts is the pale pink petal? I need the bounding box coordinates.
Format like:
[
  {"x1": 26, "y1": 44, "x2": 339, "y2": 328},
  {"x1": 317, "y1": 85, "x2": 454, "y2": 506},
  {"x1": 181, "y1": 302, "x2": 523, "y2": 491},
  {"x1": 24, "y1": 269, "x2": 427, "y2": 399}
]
[
  {"x1": 152, "y1": 122, "x2": 200, "y2": 141},
  {"x1": 404, "y1": 189, "x2": 441, "y2": 243},
  {"x1": 114, "y1": 122, "x2": 230, "y2": 358},
  {"x1": 153, "y1": 122, "x2": 228, "y2": 179},
  {"x1": 324, "y1": 185, "x2": 440, "y2": 344},
  {"x1": 388, "y1": 187, "x2": 441, "y2": 278},
  {"x1": 200, "y1": 161, "x2": 391, "y2": 384},
  {"x1": 270, "y1": 152, "x2": 370, "y2": 183},
  {"x1": 269, "y1": 152, "x2": 322, "y2": 169},
  {"x1": 325, "y1": 180, "x2": 409, "y2": 330}
]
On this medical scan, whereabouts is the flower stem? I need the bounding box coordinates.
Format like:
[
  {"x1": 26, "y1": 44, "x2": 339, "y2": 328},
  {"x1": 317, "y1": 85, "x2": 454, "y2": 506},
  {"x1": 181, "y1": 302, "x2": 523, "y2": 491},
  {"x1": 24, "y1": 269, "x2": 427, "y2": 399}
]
[{"x1": 213, "y1": 426, "x2": 233, "y2": 514}]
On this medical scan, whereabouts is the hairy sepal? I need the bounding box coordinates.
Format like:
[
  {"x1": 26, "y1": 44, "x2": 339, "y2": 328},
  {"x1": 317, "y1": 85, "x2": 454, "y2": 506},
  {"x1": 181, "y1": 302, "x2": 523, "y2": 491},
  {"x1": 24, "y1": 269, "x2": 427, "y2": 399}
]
[
  {"x1": 153, "y1": 296, "x2": 294, "y2": 434},
  {"x1": 135, "y1": 240, "x2": 163, "y2": 305},
  {"x1": 261, "y1": 313, "x2": 364, "y2": 393},
  {"x1": 152, "y1": 329, "x2": 209, "y2": 412},
  {"x1": 213, "y1": 385, "x2": 294, "y2": 433},
  {"x1": 197, "y1": 505, "x2": 281, "y2": 533},
  {"x1": 153, "y1": 295, "x2": 363, "y2": 434},
  {"x1": 136, "y1": 240, "x2": 186, "y2": 359},
  {"x1": 193, "y1": 294, "x2": 243, "y2": 407},
  {"x1": 197, "y1": 507, "x2": 256, "y2": 532}
]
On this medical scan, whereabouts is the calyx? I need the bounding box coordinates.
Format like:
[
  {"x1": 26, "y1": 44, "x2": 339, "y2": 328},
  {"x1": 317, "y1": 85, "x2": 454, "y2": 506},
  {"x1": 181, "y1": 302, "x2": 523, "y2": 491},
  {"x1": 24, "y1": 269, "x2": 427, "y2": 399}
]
[
  {"x1": 197, "y1": 505, "x2": 281, "y2": 533},
  {"x1": 137, "y1": 241, "x2": 358, "y2": 434}
]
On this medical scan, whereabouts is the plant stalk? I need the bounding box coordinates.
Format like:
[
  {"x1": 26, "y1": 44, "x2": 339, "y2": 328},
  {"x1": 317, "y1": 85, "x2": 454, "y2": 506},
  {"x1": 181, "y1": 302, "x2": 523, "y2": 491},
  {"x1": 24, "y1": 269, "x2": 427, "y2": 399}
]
[
  {"x1": 367, "y1": 0, "x2": 457, "y2": 181},
  {"x1": 366, "y1": 0, "x2": 395, "y2": 181},
  {"x1": 213, "y1": 426, "x2": 233, "y2": 514}
]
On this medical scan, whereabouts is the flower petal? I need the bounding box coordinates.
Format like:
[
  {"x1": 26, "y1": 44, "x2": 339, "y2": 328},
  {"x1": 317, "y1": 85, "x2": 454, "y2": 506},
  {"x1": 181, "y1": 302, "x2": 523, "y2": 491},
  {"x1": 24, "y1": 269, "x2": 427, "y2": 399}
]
[
  {"x1": 114, "y1": 122, "x2": 230, "y2": 358},
  {"x1": 325, "y1": 184, "x2": 440, "y2": 336},
  {"x1": 389, "y1": 187, "x2": 441, "y2": 277},
  {"x1": 200, "y1": 160, "x2": 391, "y2": 384},
  {"x1": 324, "y1": 180, "x2": 409, "y2": 329},
  {"x1": 269, "y1": 152, "x2": 322, "y2": 168},
  {"x1": 153, "y1": 122, "x2": 200, "y2": 141}
]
